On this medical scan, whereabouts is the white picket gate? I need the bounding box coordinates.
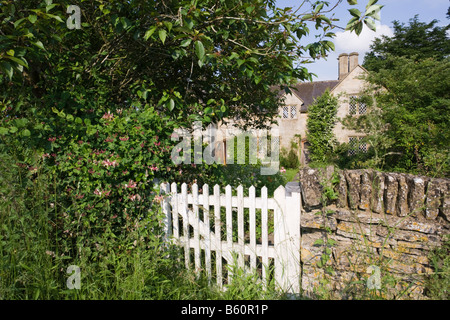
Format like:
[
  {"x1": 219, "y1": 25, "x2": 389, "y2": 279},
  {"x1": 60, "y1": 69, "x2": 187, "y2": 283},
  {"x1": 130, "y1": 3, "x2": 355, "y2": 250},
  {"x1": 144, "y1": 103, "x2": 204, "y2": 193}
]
[{"x1": 160, "y1": 182, "x2": 301, "y2": 293}]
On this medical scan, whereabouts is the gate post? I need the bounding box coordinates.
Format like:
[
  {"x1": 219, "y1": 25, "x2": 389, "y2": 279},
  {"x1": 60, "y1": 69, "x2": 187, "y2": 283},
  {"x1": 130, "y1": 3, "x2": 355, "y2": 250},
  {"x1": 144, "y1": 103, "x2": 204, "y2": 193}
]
[{"x1": 274, "y1": 184, "x2": 302, "y2": 294}]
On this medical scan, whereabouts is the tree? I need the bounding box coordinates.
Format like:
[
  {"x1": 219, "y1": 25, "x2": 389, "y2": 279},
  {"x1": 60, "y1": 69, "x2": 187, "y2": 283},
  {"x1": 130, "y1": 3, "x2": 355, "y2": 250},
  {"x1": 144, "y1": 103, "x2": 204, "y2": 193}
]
[
  {"x1": 306, "y1": 89, "x2": 339, "y2": 163},
  {"x1": 0, "y1": 0, "x2": 382, "y2": 236},
  {"x1": 363, "y1": 15, "x2": 450, "y2": 72}
]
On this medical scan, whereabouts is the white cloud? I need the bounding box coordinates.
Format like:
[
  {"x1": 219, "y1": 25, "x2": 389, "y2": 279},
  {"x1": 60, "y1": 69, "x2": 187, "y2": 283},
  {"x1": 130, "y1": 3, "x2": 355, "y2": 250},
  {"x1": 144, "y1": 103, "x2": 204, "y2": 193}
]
[
  {"x1": 334, "y1": 22, "x2": 394, "y2": 56},
  {"x1": 300, "y1": 22, "x2": 394, "y2": 81}
]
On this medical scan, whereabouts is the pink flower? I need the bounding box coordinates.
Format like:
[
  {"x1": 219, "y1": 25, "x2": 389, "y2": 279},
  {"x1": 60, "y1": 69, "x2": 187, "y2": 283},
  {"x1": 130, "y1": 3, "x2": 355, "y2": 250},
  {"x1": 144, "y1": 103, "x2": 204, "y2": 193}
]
[
  {"x1": 102, "y1": 159, "x2": 118, "y2": 167},
  {"x1": 102, "y1": 111, "x2": 114, "y2": 120},
  {"x1": 129, "y1": 194, "x2": 141, "y2": 202},
  {"x1": 48, "y1": 137, "x2": 56, "y2": 142},
  {"x1": 280, "y1": 167, "x2": 286, "y2": 173},
  {"x1": 119, "y1": 136, "x2": 129, "y2": 141},
  {"x1": 125, "y1": 180, "x2": 137, "y2": 189}
]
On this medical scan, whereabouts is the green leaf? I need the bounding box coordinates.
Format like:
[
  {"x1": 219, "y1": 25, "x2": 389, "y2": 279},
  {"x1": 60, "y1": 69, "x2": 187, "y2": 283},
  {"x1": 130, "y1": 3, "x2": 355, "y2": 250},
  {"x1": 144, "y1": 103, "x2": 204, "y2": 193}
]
[
  {"x1": 348, "y1": 8, "x2": 362, "y2": 18},
  {"x1": 347, "y1": 0, "x2": 358, "y2": 4},
  {"x1": 365, "y1": 4, "x2": 383, "y2": 21},
  {"x1": 28, "y1": 15, "x2": 37, "y2": 24},
  {"x1": 0, "y1": 127, "x2": 9, "y2": 135},
  {"x1": 21, "y1": 129, "x2": 31, "y2": 137},
  {"x1": 144, "y1": 26, "x2": 156, "y2": 40},
  {"x1": 158, "y1": 29, "x2": 167, "y2": 44},
  {"x1": 32, "y1": 41, "x2": 45, "y2": 50},
  {"x1": 5, "y1": 56, "x2": 29, "y2": 68},
  {"x1": 1, "y1": 61, "x2": 13, "y2": 79},
  {"x1": 9, "y1": 126, "x2": 18, "y2": 134},
  {"x1": 313, "y1": 239, "x2": 324, "y2": 246},
  {"x1": 366, "y1": 0, "x2": 378, "y2": 9},
  {"x1": 167, "y1": 99, "x2": 175, "y2": 111},
  {"x1": 163, "y1": 21, "x2": 172, "y2": 32},
  {"x1": 194, "y1": 40, "x2": 205, "y2": 61},
  {"x1": 45, "y1": 13, "x2": 64, "y2": 23},
  {"x1": 355, "y1": 21, "x2": 363, "y2": 35},
  {"x1": 246, "y1": 5, "x2": 255, "y2": 14},
  {"x1": 315, "y1": 3, "x2": 324, "y2": 14},
  {"x1": 364, "y1": 18, "x2": 377, "y2": 32},
  {"x1": 180, "y1": 38, "x2": 192, "y2": 47}
]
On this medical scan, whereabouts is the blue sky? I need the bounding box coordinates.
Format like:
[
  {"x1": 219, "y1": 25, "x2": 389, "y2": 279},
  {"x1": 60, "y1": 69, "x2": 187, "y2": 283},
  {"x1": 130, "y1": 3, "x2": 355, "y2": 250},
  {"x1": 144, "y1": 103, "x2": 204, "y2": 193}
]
[{"x1": 276, "y1": 0, "x2": 450, "y2": 80}]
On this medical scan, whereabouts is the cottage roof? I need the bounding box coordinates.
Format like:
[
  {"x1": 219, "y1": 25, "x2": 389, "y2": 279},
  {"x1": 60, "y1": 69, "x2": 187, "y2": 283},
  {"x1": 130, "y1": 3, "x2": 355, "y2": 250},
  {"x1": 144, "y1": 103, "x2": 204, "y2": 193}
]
[{"x1": 290, "y1": 80, "x2": 339, "y2": 112}]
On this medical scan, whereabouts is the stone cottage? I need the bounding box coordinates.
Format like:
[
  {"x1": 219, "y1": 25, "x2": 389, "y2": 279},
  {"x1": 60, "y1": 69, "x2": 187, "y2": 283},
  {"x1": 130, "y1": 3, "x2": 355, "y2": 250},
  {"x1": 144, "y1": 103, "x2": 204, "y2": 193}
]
[
  {"x1": 212, "y1": 52, "x2": 370, "y2": 165},
  {"x1": 275, "y1": 52, "x2": 369, "y2": 164}
]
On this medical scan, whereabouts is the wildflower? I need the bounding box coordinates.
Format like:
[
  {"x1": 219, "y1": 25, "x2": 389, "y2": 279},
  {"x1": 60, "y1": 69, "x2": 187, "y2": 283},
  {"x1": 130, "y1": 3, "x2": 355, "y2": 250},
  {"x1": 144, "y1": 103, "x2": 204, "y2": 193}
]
[
  {"x1": 28, "y1": 166, "x2": 38, "y2": 174},
  {"x1": 280, "y1": 167, "x2": 286, "y2": 173},
  {"x1": 125, "y1": 180, "x2": 137, "y2": 189},
  {"x1": 119, "y1": 136, "x2": 129, "y2": 141},
  {"x1": 129, "y1": 194, "x2": 141, "y2": 202},
  {"x1": 45, "y1": 250, "x2": 56, "y2": 258},
  {"x1": 102, "y1": 159, "x2": 118, "y2": 167},
  {"x1": 48, "y1": 137, "x2": 56, "y2": 142},
  {"x1": 102, "y1": 111, "x2": 114, "y2": 120}
]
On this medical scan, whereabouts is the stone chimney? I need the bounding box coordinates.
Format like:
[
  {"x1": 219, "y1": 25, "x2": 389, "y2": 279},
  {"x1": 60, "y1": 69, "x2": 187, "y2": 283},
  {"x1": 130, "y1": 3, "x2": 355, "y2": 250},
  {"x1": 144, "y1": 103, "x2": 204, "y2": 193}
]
[
  {"x1": 338, "y1": 52, "x2": 360, "y2": 80},
  {"x1": 338, "y1": 53, "x2": 349, "y2": 80},
  {"x1": 349, "y1": 52, "x2": 359, "y2": 72}
]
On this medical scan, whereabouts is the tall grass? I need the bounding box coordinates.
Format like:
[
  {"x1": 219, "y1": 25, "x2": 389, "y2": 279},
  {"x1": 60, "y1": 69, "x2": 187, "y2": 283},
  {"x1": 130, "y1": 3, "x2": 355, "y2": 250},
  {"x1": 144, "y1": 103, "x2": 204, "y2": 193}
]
[{"x1": 0, "y1": 150, "x2": 286, "y2": 300}]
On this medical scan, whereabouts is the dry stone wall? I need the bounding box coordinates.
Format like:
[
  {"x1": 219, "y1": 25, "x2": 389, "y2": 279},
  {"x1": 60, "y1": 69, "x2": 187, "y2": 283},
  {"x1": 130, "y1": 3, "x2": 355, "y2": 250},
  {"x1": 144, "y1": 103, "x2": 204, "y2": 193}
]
[{"x1": 293, "y1": 167, "x2": 450, "y2": 299}]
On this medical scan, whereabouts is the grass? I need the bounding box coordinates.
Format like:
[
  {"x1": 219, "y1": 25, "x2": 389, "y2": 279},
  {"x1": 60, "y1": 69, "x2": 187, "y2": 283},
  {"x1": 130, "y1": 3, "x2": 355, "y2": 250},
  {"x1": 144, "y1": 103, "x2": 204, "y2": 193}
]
[
  {"x1": 281, "y1": 168, "x2": 298, "y2": 183},
  {"x1": 0, "y1": 151, "x2": 288, "y2": 300}
]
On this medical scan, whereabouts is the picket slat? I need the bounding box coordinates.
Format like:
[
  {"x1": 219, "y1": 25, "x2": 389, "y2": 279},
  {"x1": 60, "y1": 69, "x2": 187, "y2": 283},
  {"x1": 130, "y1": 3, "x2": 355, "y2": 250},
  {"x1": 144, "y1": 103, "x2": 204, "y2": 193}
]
[
  {"x1": 171, "y1": 183, "x2": 179, "y2": 241},
  {"x1": 237, "y1": 185, "x2": 244, "y2": 269},
  {"x1": 181, "y1": 183, "x2": 190, "y2": 269},
  {"x1": 261, "y1": 186, "x2": 269, "y2": 287},
  {"x1": 249, "y1": 185, "x2": 257, "y2": 270},
  {"x1": 203, "y1": 184, "x2": 211, "y2": 281},
  {"x1": 192, "y1": 183, "x2": 200, "y2": 272},
  {"x1": 213, "y1": 184, "x2": 222, "y2": 288},
  {"x1": 225, "y1": 185, "x2": 233, "y2": 283}
]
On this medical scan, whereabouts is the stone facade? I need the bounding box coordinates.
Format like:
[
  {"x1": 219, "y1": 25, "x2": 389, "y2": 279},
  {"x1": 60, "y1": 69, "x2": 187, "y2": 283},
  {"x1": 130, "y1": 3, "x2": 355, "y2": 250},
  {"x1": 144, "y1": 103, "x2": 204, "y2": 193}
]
[
  {"x1": 294, "y1": 167, "x2": 450, "y2": 299},
  {"x1": 276, "y1": 52, "x2": 368, "y2": 150}
]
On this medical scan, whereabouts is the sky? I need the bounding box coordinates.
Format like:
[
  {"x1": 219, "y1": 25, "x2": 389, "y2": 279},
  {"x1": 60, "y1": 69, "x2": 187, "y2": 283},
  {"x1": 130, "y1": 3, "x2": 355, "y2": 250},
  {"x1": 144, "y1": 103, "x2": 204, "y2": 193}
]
[{"x1": 275, "y1": 0, "x2": 450, "y2": 81}]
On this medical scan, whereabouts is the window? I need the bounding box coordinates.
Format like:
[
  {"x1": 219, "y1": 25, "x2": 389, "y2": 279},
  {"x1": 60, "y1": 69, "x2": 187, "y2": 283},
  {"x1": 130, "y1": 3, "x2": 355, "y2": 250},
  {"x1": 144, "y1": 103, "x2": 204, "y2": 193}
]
[
  {"x1": 282, "y1": 105, "x2": 297, "y2": 119},
  {"x1": 349, "y1": 96, "x2": 367, "y2": 115},
  {"x1": 282, "y1": 106, "x2": 289, "y2": 119},
  {"x1": 348, "y1": 136, "x2": 367, "y2": 156},
  {"x1": 290, "y1": 106, "x2": 297, "y2": 119}
]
